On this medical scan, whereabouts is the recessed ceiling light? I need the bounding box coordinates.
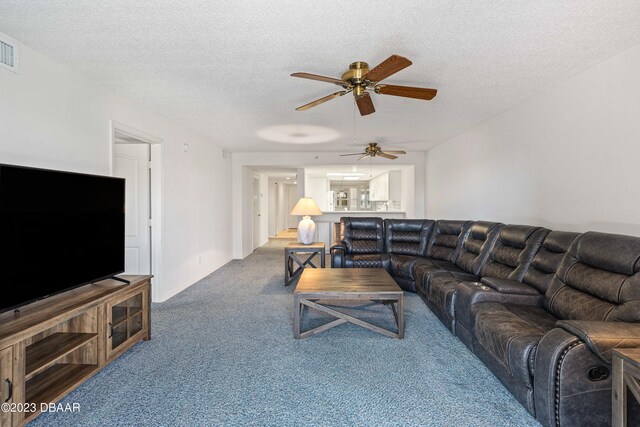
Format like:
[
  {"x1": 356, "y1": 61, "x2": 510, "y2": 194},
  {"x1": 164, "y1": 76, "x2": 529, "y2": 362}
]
[
  {"x1": 286, "y1": 177, "x2": 290, "y2": 180},
  {"x1": 293, "y1": 181, "x2": 297, "y2": 184}
]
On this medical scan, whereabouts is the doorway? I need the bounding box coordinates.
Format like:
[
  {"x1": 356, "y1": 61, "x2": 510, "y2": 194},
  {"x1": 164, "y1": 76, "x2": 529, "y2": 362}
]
[
  {"x1": 114, "y1": 142, "x2": 151, "y2": 274},
  {"x1": 111, "y1": 121, "x2": 163, "y2": 301}
]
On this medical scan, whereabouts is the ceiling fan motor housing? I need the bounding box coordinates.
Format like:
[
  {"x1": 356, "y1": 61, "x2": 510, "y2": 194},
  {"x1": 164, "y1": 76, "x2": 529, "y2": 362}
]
[{"x1": 342, "y1": 61, "x2": 369, "y2": 97}]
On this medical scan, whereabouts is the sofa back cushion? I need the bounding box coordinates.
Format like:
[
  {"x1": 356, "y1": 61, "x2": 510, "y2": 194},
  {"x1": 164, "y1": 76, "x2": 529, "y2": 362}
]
[
  {"x1": 339, "y1": 217, "x2": 385, "y2": 254},
  {"x1": 426, "y1": 220, "x2": 472, "y2": 262},
  {"x1": 522, "y1": 231, "x2": 580, "y2": 293},
  {"x1": 455, "y1": 221, "x2": 503, "y2": 276},
  {"x1": 545, "y1": 232, "x2": 640, "y2": 322},
  {"x1": 384, "y1": 219, "x2": 435, "y2": 256},
  {"x1": 480, "y1": 225, "x2": 549, "y2": 281}
]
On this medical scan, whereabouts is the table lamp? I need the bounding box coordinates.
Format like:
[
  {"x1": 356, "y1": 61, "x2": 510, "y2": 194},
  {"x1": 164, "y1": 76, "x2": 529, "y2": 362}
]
[{"x1": 290, "y1": 197, "x2": 323, "y2": 244}]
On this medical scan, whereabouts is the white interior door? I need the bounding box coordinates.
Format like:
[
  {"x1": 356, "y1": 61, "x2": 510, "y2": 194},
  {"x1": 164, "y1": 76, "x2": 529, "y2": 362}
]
[
  {"x1": 287, "y1": 185, "x2": 298, "y2": 229},
  {"x1": 114, "y1": 143, "x2": 151, "y2": 274},
  {"x1": 253, "y1": 176, "x2": 261, "y2": 250}
]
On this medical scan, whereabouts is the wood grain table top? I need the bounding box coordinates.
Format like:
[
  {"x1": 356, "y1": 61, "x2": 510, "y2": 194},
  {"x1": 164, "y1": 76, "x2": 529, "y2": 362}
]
[
  {"x1": 295, "y1": 268, "x2": 402, "y2": 294},
  {"x1": 286, "y1": 242, "x2": 325, "y2": 250}
]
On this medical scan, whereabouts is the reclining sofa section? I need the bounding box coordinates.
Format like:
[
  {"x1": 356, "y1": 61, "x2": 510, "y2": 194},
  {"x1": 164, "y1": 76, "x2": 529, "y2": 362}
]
[{"x1": 330, "y1": 217, "x2": 640, "y2": 427}]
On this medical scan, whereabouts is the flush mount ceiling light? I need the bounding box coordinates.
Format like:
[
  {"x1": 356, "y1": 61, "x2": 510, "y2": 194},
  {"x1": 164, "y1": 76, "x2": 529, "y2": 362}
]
[{"x1": 257, "y1": 124, "x2": 340, "y2": 144}]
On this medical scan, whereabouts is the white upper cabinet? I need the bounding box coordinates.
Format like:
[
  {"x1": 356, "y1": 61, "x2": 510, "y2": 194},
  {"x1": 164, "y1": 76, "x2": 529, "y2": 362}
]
[{"x1": 369, "y1": 171, "x2": 401, "y2": 201}]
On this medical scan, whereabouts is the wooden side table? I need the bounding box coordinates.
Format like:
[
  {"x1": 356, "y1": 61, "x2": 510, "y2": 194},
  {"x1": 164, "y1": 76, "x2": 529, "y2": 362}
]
[
  {"x1": 612, "y1": 348, "x2": 640, "y2": 426},
  {"x1": 284, "y1": 242, "x2": 325, "y2": 286}
]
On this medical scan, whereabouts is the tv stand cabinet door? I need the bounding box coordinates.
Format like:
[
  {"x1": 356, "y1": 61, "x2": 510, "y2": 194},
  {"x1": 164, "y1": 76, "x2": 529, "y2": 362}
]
[
  {"x1": 1, "y1": 346, "x2": 14, "y2": 426},
  {"x1": 105, "y1": 283, "x2": 150, "y2": 362}
]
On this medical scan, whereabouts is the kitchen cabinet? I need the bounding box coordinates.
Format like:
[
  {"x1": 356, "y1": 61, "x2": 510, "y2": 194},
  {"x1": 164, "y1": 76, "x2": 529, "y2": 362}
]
[
  {"x1": 369, "y1": 171, "x2": 401, "y2": 202},
  {"x1": 369, "y1": 173, "x2": 387, "y2": 201}
]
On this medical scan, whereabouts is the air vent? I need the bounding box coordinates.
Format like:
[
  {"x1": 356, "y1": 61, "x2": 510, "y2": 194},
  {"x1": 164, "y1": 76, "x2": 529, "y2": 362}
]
[{"x1": 0, "y1": 33, "x2": 19, "y2": 73}]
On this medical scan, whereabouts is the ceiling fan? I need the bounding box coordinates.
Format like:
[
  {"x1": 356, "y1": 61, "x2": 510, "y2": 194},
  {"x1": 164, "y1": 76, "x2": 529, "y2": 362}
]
[
  {"x1": 340, "y1": 142, "x2": 406, "y2": 160},
  {"x1": 291, "y1": 54, "x2": 437, "y2": 116}
]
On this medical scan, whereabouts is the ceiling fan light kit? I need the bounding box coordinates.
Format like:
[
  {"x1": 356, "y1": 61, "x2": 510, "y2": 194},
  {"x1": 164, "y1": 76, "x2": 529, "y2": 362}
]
[{"x1": 291, "y1": 54, "x2": 437, "y2": 116}]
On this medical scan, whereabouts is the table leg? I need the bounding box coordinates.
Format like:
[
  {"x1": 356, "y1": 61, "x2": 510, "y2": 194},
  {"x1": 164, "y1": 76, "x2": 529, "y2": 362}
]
[
  {"x1": 613, "y1": 355, "x2": 626, "y2": 427},
  {"x1": 397, "y1": 295, "x2": 404, "y2": 339},
  {"x1": 293, "y1": 294, "x2": 301, "y2": 339},
  {"x1": 321, "y1": 248, "x2": 325, "y2": 268},
  {"x1": 284, "y1": 250, "x2": 290, "y2": 286}
]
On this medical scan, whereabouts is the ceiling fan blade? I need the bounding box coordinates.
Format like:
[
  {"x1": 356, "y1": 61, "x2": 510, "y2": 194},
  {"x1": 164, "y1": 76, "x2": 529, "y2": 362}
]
[
  {"x1": 363, "y1": 55, "x2": 412, "y2": 83},
  {"x1": 377, "y1": 153, "x2": 398, "y2": 160},
  {"x1": 339, "y1": 152, "x2": 366, "y2": 156},
  {"x1": 376, "y1": 84, "x2": 437, "y2": 100},
  {"x1": 381, "y1": 150, "x2": 406, "y2": 154},
  {"x1": 295, "y1": 91, "x2": 348, "y2": 111},
  {"x1": 356, "y1": 92, "x2": 375, "y2": 116},
  {"x1": 291, "y1": 72, "x2": 345, "y2": 85},
  {"x1": 358, "y1": 154, "x2": 369, "y2": 161}
]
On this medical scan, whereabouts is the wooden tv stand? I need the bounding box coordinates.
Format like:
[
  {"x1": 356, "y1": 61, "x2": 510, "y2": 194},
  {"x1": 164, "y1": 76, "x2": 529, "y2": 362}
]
[{"x1": 0, "y1": 275, "x2": 151, "y2": 426}]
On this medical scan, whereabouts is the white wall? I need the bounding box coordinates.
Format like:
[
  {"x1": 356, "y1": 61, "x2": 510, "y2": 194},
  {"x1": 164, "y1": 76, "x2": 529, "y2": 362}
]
[
  {"x1": 267, "y1": 178, "x2": 278, "y2": 237},
  {"x1": 232, "y1": 152, "x2": 426, "y2": 258},
  {"x1": 306, "y1": 176, "x2": 329, "y2": 211},
  {"x1": 0, "y1": 34, "x2": 233, "y2": 301},
  {"x1": 426, "y1": 43, "x2": 640, "y2": 236}
]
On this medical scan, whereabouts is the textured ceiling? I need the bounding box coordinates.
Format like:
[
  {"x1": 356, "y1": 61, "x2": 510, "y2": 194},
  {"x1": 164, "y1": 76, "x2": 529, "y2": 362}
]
[{"x1": 1, "y1": 1, "x2": 640, "y2": 152}]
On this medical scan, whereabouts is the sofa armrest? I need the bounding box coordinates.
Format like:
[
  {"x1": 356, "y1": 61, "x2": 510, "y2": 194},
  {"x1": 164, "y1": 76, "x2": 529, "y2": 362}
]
[
  {"x1": 330, "y1": 241, "x2": 345, "y2": 252},
  {"x1": 480, "y1": 277, "x2": 540, "y2": 296},
  {"x1": 557, "y1": 320, "x2": 640, "y2": 364},
  {"x1": 455, "y1": 282, "x2": 544, "y2": 335},
  {"x1": 534, "y1": 324, "x2": 638, "y2": 426},
  {"x1": 330, "y1": 241, "x2": 346, "y2": 268}
]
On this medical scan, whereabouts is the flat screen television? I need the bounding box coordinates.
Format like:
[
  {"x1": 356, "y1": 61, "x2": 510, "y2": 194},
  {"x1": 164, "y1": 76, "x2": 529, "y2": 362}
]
[{"x1": 0, "y1": 163, "x2": 125, "y2": 313}]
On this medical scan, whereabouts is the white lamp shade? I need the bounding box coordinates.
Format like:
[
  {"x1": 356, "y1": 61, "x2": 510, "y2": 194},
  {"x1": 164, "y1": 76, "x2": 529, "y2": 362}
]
[
  {"x1": 290, "y1": 197, "x2": 323, "y2": 216},
  {"x1": 290, "y1": 197, "x2": 322, "y2": 244}
]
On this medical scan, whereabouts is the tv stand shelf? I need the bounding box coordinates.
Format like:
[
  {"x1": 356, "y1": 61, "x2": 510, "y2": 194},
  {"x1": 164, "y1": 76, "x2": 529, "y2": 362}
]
[
  {"x1": 0, "y1": 275, "x2": 151, "y2": 427},
  {"x1": 26, "y1": 332, "x2": 97, "y2": 380},
  {"x1": 25, "y1": 364, "x2": 98, "y2": 407}
]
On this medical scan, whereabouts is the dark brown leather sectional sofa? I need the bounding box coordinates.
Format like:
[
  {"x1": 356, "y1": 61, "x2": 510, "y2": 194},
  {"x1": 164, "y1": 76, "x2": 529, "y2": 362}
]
[{"x1": 330, "y1": 217, "x2": 640, "y2": 427}]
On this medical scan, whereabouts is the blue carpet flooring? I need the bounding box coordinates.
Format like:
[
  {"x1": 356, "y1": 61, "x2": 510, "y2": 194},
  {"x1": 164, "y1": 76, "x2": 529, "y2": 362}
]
[{"x1": 31, "y1": 240, "x2": 540, "y2": 426}]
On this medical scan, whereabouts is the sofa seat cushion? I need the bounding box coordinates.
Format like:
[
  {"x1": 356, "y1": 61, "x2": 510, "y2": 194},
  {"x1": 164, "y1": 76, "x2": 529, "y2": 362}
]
[
  {"x1": 389, "y1": 254, "x2": 423, "y2": 280},
  {"x1": 426, "y1": 272, "x2": 480, "y2": 317},
  {"x1": 474, "y1": 303, "x2": 558, "y2": 387},
  {"x1": 414, "y1": 260, "x2": 477, "y2": 294},
  {"x1": 344, "y1": 253, "x2": 389, "y2": 269}
]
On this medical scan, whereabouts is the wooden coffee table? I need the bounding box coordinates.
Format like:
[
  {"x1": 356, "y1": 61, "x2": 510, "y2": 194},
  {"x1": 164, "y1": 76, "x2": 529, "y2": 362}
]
[{"x1": 293, "y1": 268, "x2": 404, "y2": 339}]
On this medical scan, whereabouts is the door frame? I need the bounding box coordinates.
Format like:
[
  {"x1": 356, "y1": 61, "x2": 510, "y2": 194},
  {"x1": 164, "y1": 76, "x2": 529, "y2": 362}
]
[
  {"x1": 109, "y1": 120, "x2": 163, "y2": 302},
  {"x1": 252, "y1": 174, "x2": 261, "y2": 250}
]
